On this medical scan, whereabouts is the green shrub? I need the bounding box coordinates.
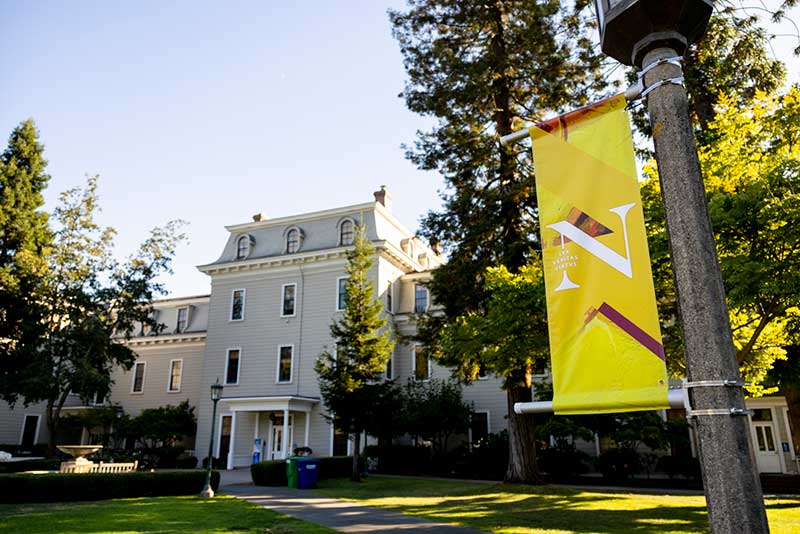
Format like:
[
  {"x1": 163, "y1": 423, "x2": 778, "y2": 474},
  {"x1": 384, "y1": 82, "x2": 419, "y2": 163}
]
[
  {"x1": 0, "y1": 470, "x2": 220, "y2": 504},
  {"x1": 319, "y1": 456, "x2": 363, "y2": 479},
  {"x1": 596, "y1": 448, "x2": 640, "y2": 481},
  {"x1": 0, "y1": 459, "x2": 62, "y2": 474},
  {"x1": 250, "y1": 460, "x2": 287, "y2": 486},
  {"x1": 176, "y1": 456, "x2": 198, "y2": 469}
]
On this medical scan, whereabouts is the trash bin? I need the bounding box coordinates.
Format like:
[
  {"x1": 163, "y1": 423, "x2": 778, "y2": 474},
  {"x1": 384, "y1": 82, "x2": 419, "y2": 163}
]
[
  {"x1": 296, "y1": 458, "x2": 320, "y2": 489},
  {"x1": 286, "y1": 457, "x2": 300, "y2": 489}
]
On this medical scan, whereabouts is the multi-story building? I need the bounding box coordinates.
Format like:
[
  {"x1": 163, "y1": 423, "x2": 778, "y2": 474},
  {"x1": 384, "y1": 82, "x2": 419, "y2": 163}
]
[{"x1": 0, "y1": 187, "x2": 796, "y2": 476}]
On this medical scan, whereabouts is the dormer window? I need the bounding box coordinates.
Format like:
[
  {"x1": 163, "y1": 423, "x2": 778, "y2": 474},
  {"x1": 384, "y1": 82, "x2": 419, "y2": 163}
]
[
  {"x1": 340, "y1": 219, "x2": 355, "y2": 246},
  {"x1": 236, "y1": 235, "x2": 253, "y2": 260},
  {"x1": 176, "y1": 307, "x2": 188, "y2": 333},
  {"x1": 286, "y1": 228, "x2": 302, "y2": 254}
]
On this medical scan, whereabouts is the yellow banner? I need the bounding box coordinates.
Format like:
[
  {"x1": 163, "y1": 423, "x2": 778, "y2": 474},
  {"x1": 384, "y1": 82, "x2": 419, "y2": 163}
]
[{"x1": 530, "y1": 94, "x2": 668, "y2": 415}]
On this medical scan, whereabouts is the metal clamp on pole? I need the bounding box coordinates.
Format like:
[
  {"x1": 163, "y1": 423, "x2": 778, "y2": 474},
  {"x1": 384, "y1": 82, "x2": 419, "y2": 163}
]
[
  {"x1": 681, "y1": 378, "x2": 753, "y2": 419},
  {"x1": 637, "y1": 56, "x2": 683, "y2": 79},
  {"x1": 640, "y1": 76, "x2": 686, "y2": 99}
]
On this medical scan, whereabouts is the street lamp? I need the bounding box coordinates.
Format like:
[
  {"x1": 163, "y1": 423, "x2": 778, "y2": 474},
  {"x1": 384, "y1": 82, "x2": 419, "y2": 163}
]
[
  {"x1": 592, "y1": 1, "x2": 769, "y2": 533},
  {"x1": 200, "y1": 379, "x2": 224, "y2": 498}
]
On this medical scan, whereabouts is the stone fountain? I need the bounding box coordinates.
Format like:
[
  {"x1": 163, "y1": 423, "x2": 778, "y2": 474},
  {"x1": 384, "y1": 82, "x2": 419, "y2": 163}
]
[{"x1": 58, "y1": 445, "x2": 102, "y2": 473}]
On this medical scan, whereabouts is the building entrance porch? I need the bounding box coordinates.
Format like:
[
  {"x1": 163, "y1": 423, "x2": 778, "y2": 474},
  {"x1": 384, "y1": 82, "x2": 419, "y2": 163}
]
[{"x1": 219, "y1": 396, "x2": 318, "y2": 469}]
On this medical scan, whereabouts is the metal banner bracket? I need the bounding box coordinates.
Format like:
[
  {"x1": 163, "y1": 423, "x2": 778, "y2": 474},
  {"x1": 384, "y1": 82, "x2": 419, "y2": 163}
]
[{"x1": 681, "y1": 378, "x2": 753, "y2": 419}]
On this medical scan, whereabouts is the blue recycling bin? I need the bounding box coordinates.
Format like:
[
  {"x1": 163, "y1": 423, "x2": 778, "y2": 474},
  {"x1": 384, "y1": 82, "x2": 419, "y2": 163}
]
[{"x1": 296, "y1": 458, "x2": 320, "y2": 489}]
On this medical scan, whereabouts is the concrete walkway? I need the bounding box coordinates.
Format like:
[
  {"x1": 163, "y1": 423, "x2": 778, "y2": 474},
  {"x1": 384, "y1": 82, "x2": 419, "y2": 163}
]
[{"x1": 220, "y1": 469, "x2": 485, "y2": 533}]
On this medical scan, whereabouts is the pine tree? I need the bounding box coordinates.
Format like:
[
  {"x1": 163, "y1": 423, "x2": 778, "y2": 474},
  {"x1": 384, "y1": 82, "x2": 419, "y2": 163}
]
[
  {"x1": 315, "y1": 224, "x2": 394, "y2": 481},
  {"x1": 0, "y1": 119, "x2": 51, "y2": 404},
  {"x1": 390, "y1": 0, "x2": 607, "y2": 483}
]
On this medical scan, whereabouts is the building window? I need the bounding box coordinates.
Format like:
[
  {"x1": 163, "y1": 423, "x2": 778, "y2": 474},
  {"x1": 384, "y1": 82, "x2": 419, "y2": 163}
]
[
  {"x1": 92, "y1": 391, "x2": 105, "y2": 406},
  {"x1": 470, "y1": 412, "x2": 489, "y2": 446},
  {"x1": 225, "y1": 349, "x2": 241, "y2": 385},
  {"x1": 236, "y1": 235, "x2": 252, "y2": 260},
  {"x1": 336, "y1": 277, "x2": 348, "y2": 311},
  {"x1": 277, "y1": 345, "x2": 293, "y2": 383},
  {"x1": 414, "y1": 345, "x2": 430, "y2": 381},
  {"x1": 340, "y1": 220, "x2": 354, "y2": 246},
  {"x1": 176, "y1": 307, "x2": 188, "y2": 333},
  {"x1": 231, "y1": 289, "x2": 245, "y2": 321},
  {"x1": 386, "y1": 281, "x2": 393, "y2": 313},
  {"x1": 282, "y1": 284, "x2": 296, "y2": 317},
  {"x1": 168, "y1": 359, "x2": 182, "y2": 392},
  {"x1": 414, "y1": 284, "x2": 428, "y2": 313},
  {"x1": 385, "y1": 348, "x2": 394, "y2": 380},
  {"x1": 286, "y1": 228, "x2": 301, "y2": 253},
  {"x1": 20, "y1": 415, "x2": 40, "y2": 448},
  {"x1": 131, "y1": 362, "x2": 146, "y2": 393}
]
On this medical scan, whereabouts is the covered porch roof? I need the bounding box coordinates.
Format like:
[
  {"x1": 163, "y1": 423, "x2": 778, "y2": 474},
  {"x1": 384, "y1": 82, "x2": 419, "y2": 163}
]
[{"x1": 220, "y1": 395, "x2": 319, "y2": 413}]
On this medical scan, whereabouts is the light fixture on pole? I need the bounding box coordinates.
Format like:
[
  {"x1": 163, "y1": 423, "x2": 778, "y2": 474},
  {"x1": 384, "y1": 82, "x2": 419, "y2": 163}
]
[
  {"x1": 592, "y1": 1, "x2": 769, "y2": 533},
  {"x1": 200, "y1": 379, "x2": 224, "y2": 498}
]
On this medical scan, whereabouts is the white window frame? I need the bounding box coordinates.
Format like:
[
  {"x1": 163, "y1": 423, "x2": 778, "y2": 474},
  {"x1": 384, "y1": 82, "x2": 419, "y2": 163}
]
[
  {"x1": 131, "y1": 361, "x2": 146, "y2": 394},
  {"x1": 92, "y1": 391, "x2": 105, "y2": 405},
  {"x1": 225, "y1": 348, "x2": 242, "y2": 386},
  {"x1": 230, "y1": 288, "x2": 246, "y2": 321},
  {"x1": 176, "y1": 306, "x2": 189, "y2": 333},
  {"x1": 236, "y1": 235, "x2": 251, "y2": 260},
  {"x1": 386, "y1": 280, "x2": 394, "y2": 313},
  {"x1": 19, "y1": 414, "x2": 41, "y2": 446},
  {"x1": 167, "y1": 358, "x2": 183, "y2": 393},
  {"x1": 414, "y1": 284, "x2": 429, "y2": 313},
  {"x1": 412, "y1": 344, "x2": 431, "y2": 381},
  {"x1": 285, "y1": 227, "x2": 303, "y2": 254},
  {"x1": 335, "y1": 276, "x2": 348, "y2": 311},
  {"x1": 276, "y1": 344, "x2": 294, "y2": 384},
  {"x1": 385, "y1": 347, "x2": 395, "y2": 380},
  {"x1": 281, "y1": 283, "x2": 297, "y2": 318},
  {"x1": 469, "y1": 411, "x2": 491, "y2": 446}
]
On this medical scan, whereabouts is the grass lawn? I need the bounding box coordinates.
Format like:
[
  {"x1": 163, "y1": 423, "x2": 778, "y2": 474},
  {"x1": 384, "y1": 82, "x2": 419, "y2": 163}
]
[
  {"x1": 316, "y1": 476, "x2": 800, "y2": 534},
  {"x1": 0, "y1": 494, "x2": 335, "y2": 534}
]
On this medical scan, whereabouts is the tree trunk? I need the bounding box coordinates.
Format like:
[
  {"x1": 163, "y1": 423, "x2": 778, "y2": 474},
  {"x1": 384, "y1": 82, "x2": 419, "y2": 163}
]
[
  {"x1": 351, "y1": 432, "x2": 361, "y2": 482},
  {"x1": 505, "y1": 386, "x2": 542, "y2": 484},
  {"x1": 784, "y1": 385, "x2": 800, "y2": 455}
]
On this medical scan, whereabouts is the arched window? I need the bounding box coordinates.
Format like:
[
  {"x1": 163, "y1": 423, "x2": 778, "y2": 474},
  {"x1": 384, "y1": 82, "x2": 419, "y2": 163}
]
[
  {"x1": 286, "y1": 228, "x2": 301, "y2": 253},
  {"x1": 236, "y1": 235, "x2": 251, "y2": 260},
  {"x1": 340, "y1": 220, "x2": 354, "y2": 246}
]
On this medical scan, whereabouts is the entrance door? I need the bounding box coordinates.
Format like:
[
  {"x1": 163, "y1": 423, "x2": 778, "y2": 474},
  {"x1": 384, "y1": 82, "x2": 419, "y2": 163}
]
[
  {"x1": 219, "y1": 415, "x2": 232, "y2": 467},
  {"x1": 751, "y1": 408, "x2": 782, "y2": 473},
  {"x1": 20, "y1": 415, "x2": 39, "y2": 449},
  {"x1": 269, "y1": 414, "x2": 293, "y2": 459}
]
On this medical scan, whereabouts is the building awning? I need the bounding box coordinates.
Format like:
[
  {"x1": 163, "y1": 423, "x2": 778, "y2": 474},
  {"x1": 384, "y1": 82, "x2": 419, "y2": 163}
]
[{"x1": 220, "y1": 395, "x2": 319, "y2": 413}]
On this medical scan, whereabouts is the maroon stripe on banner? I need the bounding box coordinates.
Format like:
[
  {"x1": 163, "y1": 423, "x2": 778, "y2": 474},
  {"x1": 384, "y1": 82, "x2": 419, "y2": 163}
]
[{"x1": 597, "y1": 303, "x2": 665, "y2": 361}]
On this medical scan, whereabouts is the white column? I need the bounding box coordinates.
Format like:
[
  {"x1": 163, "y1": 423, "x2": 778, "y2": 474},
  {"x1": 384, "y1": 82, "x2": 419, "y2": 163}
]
[
  {"x1": 227, "y1": 411, "x2": 237, "y2": 470},
  {"x1": 304, "y1": 411, "x2": 310, "y2": 447},
  {"x1": 281, "y1": 408, "x2": 290, "y2": 459}
]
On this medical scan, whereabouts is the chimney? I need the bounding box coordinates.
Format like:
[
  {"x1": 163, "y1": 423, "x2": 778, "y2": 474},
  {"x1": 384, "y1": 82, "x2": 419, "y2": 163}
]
[
  {"x1": 373, "y1": 185, "x2": 392, "y2": 210},
  {"x1": 252, "y1": 212, "x2": 268, "y2": 222}
]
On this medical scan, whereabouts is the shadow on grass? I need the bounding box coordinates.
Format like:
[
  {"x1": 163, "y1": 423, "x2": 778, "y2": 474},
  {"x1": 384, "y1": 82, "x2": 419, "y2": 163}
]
[{"x1": 318, "y1": 479, "x2": 714, "y2": 534}]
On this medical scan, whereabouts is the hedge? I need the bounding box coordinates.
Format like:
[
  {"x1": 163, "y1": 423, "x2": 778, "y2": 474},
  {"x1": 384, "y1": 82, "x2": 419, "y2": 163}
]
[
  {"x1": 0, "y1": 470, "x2": 220, "y2": 504},
  {"x1": 251, "y1": 456, "x2": 364, "y2": 486},
  {"x1": 0, "y1": 459, "x2": 62, "y2": 474}
]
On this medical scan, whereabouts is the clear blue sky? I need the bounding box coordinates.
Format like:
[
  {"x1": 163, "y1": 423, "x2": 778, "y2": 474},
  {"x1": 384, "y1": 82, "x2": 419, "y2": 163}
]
[{"x1": 2, "y1": 1, "x2": 797, "y2": 298}]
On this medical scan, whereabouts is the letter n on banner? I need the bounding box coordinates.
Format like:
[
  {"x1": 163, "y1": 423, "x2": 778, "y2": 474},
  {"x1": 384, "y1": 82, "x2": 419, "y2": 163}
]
[{"x1": 530, "y1": 94, "x2": 669, "y2": 415}]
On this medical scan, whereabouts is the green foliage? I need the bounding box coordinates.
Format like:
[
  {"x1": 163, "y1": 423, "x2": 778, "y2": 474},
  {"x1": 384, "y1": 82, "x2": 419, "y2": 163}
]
[
  {"x1": 59, "y1": 405, "x2": 129, "y2": 448},
  {"x1": 130, "y1": 400, "x2": 197, "y2": 449},
  {"x1": 0, "y1": 459, "x2": 61, "y2": 474},
  {"x1": 437, "y1": 263, "x2": 549, "y2": 387},
  {"x1": 0, "y1": 471, "x2": 220, "y2": 504},
  {"x1": 0, "y1": 120, "x2": 52, "y2": 404},
  {"x1": 402, "y1": 379, "x2": 473, "y2": 458},
  {"x1": 316, "y1": 224, "x2": 393, "y2": 481},
  {"x1": 644, "y1": 88, "x2": 800, "y2": 394}
]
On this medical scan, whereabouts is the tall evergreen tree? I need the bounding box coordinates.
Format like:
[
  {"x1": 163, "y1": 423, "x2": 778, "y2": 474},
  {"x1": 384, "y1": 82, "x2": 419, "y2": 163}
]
[
  {"x1": 316, "y1": 224, "x2": 394, "y2": 481},
  {"x1": 0, "y1": 119, "x2": 51, "y2": 404},
  {"x1": 390, "y1": 0, "x2": 607, "y2": 483}
]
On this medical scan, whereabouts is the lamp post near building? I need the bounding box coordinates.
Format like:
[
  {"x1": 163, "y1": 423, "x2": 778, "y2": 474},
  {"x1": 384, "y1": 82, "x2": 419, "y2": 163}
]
[
  {"x1": 592, "y1": 1, "x2": 769, "y2": 532},
  {"x1": 200, "y1": 379, "x2": 224, "y2": 499}
]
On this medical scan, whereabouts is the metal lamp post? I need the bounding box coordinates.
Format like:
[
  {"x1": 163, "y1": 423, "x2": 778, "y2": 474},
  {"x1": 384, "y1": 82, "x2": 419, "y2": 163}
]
[
  {"x1": 592, "y1": 1, "x2": 769, "y2": 533},
  {"x1": 200, "y1": 379, "x2": 224, "y2": 498}
]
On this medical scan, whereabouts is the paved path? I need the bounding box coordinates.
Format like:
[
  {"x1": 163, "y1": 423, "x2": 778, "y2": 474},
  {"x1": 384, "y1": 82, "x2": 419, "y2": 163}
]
[{"x1": 223, "y1": 483, "x2": 486, "y2": 533}]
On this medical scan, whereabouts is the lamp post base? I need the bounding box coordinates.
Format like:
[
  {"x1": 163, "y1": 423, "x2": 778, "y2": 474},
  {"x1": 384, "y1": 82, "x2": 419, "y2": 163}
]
[{"x1": 200, "y1": 485, "x2": 215, "y2": 499}]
